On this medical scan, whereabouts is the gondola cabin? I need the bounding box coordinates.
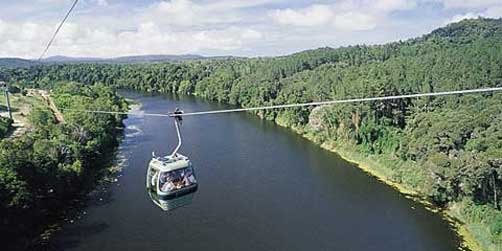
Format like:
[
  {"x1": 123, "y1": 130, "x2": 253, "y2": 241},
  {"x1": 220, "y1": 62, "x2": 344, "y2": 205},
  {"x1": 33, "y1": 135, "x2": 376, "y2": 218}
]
[{"x1": 147, "y1": 153, "x2": 198, "y2": 211}]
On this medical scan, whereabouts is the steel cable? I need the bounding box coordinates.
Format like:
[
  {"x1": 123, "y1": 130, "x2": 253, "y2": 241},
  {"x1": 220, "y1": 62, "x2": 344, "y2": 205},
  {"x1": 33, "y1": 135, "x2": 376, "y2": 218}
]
[{"x1": 58, "y1": 86, "x2": 502, "y2": 117}]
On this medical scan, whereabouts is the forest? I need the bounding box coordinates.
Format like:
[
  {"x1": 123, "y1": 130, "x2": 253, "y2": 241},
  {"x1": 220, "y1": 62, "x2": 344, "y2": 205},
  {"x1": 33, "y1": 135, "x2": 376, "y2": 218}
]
[
  {"x1": 0, "y1": 84, "x2": 127, "y2": 249},
  {"x1": 1, "y1": 18, "x2": 501, "y2": 249}
]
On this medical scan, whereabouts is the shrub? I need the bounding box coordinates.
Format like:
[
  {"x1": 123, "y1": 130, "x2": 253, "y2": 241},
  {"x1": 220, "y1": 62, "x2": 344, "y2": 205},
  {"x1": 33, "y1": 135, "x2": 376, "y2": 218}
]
[{"x1": 489, "y1": 215, "x2": 502, "y2": 235}]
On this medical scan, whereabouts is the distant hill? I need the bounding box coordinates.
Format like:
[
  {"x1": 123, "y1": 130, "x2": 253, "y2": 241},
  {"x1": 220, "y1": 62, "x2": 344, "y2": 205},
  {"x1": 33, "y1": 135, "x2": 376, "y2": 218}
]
[
  {"x1": 41, "y1": 55, "x2": 103, "y2": 63},
  {"x1": 41, "y1": 54, "x2": 207, "y2": 64},
  {"x1": 0, "y1": 54, "x2": 240, "y2": 68},
  {"x1": 0, "y1": 58, "x2": 38, "y2": 68},
  {"x1": 110, "y1": 54, "x2": 206, "y2": 63}
]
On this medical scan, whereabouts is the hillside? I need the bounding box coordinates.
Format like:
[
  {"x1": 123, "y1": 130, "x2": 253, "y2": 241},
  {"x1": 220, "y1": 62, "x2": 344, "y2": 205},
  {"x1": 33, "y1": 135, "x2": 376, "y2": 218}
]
[
  {"x1": 41, "y1": 54, "x2": 207, "y2": 64},
  {"x1": 0, "y1": 58, "x2": 38, "y2": 68},
  {"x1": 0, "y1": 54, "x2": 238, "y2": 68},
  {"x1": 2, "y1": 17, "x2": 502, "y2": 250}
]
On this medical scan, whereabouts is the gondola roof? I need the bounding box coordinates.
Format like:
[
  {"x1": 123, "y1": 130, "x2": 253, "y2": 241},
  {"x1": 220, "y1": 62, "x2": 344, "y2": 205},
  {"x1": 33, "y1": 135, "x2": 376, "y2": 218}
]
[{"x1": 149, "y1": 154, "x2": 191, "y2": 172}]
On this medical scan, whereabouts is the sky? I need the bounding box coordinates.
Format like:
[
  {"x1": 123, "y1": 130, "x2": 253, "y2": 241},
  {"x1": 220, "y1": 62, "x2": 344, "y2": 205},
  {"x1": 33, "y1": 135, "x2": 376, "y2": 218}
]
[{"x1": 0, "y1": 0, "x2": 501, "y2": 59}]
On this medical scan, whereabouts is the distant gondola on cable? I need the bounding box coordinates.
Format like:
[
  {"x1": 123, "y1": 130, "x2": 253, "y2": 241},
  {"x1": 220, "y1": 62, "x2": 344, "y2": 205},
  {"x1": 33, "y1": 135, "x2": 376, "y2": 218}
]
[{"x1": 146, "y1": 109, "x2": 198, "y2": 211}]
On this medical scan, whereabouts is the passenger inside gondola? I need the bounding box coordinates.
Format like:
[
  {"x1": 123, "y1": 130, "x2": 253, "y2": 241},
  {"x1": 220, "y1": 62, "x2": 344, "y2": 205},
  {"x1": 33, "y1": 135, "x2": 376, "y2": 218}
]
[
  {"x1": 158, "y1": 167, "x2": 196, "y2": 192},
  {"x1": 160, "y1": 173, "x2": 174, "y2": 192},
  {"x1": 183, "y1": 169, "x2": 196, "y2": 186}
]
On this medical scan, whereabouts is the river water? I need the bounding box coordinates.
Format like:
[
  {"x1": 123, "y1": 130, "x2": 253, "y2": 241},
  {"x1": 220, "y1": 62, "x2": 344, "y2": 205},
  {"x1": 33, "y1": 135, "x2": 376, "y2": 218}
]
[{"x1": 53, "y1": 92, "x2": 460, "y2": 250}]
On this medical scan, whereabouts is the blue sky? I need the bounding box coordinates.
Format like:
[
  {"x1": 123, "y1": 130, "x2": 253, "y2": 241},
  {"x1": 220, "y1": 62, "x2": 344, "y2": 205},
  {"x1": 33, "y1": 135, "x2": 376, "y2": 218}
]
[{"x1": 0, "y1": 0, "x2": 501, "y2": 58}]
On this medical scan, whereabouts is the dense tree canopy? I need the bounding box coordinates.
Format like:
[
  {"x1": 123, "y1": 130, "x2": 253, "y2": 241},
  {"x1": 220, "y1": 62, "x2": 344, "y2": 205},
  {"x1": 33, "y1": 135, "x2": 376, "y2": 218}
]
[{"x1": 0, "y1": 84, "x2": 127, "y2": 249}]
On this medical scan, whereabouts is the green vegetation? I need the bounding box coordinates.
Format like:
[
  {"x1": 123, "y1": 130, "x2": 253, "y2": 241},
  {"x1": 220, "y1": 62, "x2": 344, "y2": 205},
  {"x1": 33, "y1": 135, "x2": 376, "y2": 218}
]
[
  {"x1": 0, "y1": 83, "x2": 127, "y2": 250},
  {"x1": 2, "y1": 18, "x2": 502, "y2": 250},
  {"x1": 0, "y1": 116, "x2": 13, "y2": 138},
  {"x1": 1, "y1": 86, "x2": 47, "y2": 137},
  {"x1": 450, "y1": 199, "x2": 502, "y2": 250}
]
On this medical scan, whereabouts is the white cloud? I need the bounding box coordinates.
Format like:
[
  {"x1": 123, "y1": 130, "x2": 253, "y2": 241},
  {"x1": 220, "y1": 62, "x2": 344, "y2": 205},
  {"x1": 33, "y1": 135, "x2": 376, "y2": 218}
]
[
  {"x1": 201, "y1": 0, "x2": 282, "y2": 10},
  {"x1": 95, "y1": 0, "x2": 108, "y2": 7},
  {"x1": 0, "y1": 16, "x2": 264, "y2": 58},
  {"x1": 141, "y1": 0, "x2": 272, "y2": 28},
  {"x1": 428, "y1": 0, "x2": 502, "y2": 23},
  {"x1": 39, "y1": 0, "x2": 109, "y2": 7},
  {"x1": 1, "y1": 0, "x2": 502, "y2": 58},
  {"x1": 149, "y1": 0, "x2": 201, "y2": 26},
  {"x1": 270, "y1": 5, "x2": 334, "y2": 27},
  {"x1": 269, "y1": 0, "x2": 417, "y2": 31},
  {"x1": 0, "y1": 20, "x2": 52, "y2": 58},
  {"x1": 241, "y1": 29, "x2": 263, "y2": 40},
  {"x1": 0, "y1": 0, "x2": 270, "y2": 58},
  {"x1": 484, "y1": 5, "x2": 502, "y2": 17},
  {"x1": 373, "y1": 0, "x2": 417, "y2": 12},
  {"x1": 444, "y1": 4, "x2": 502, "y2": 24},
  {"x1": 439, "y1": 0, "x2": 502, "y2": 9},
  {"x1": 36, "y1": 0, "x2": 73, "y2": 3},
  {"x1": 0, "y1": 20, "x2": 6, "y2": 35},
  {"x1": 334, "y1": 12, "x2": 377, "y2": 31},
  {"x1": 447, "y1": 13, "x2": 481, "y2": 24}
]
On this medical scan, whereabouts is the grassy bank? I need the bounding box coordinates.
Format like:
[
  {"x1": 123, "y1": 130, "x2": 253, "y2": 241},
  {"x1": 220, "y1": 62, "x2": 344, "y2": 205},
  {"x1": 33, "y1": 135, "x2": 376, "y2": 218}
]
[
  {"x1": 274, "y1": 119, "x2": 499, "y2": 251},
  {"x1": 1, "y1": 89, "x2": 52, "y2": 138},
  {"x1": 317, "y1": 143, "x2": 482, "y2": 251}
]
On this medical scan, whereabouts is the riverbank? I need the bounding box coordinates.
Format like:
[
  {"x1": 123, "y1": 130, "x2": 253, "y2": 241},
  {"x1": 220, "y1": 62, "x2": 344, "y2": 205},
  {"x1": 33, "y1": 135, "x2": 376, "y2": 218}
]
[
  {"x1": 273, "y1": 120, "x2": 490, "y2": 251},
  {"x1": 317, "y1": 143, "x2": 482, "y2": 251},
  {"x1": 38, "y1": 102, "x2": 143, "y2": 249},
  {"x1": 33, "y1": 143, "x2": 126, "y2": 249},
  {"x1": 0, "y1": 84, "x2": 129, "y2": 250}
]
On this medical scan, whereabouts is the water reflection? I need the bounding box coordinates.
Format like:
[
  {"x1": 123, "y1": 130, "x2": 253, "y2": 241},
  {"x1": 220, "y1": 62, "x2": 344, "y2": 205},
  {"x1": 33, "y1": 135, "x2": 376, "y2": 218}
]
[{"x1": 147, "y1": 188, "x2": 197, "y2": 211}]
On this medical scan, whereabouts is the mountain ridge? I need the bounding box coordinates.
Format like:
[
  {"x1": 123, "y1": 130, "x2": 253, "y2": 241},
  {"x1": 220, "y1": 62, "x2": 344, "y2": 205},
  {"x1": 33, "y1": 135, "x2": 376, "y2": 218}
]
[
  {"x1": 0, "y1": 54, "x2": 241, "y2": 68},
  {"x1": 41, "y1": 54, "x2": 207, "y2": 63}
]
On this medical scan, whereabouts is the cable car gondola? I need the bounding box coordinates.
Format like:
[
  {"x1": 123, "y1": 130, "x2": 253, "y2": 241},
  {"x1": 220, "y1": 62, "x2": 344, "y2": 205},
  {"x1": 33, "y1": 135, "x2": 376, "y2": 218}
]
[{"x1": 146, "y1": 110, "x2": 198, "y2": 211}]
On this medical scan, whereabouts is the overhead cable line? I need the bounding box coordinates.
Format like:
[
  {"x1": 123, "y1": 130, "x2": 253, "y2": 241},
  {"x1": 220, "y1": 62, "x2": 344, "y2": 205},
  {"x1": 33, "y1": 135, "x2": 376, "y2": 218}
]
[
  {"x1": 58, "y1": 86, "x2": 502, "y2": 117},
  {"x1": 178, "y1": 86, "x2": 502, "y2": 117},
  {"x1": 60, "y1": 108, "x2": 173, "y2": 117},
  {"x1": 38, "y1": 0, "x2": 80, "y2": 61}
]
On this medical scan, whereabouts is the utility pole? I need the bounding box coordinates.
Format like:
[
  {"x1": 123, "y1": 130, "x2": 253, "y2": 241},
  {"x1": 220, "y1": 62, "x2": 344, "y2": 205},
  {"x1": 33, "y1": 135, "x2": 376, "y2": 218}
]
[{"x1": 0, "y1": 81, "x2": 12, "y2": 120}]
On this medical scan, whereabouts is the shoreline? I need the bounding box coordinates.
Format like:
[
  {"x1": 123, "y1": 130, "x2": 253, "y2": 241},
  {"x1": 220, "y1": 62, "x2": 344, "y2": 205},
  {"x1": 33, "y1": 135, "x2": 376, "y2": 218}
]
[
  {"x1": 30, "y1": 102, "x2": 137, "y2": 250},
  {"x1": 273, "y1": 120, "x2": 482, "y2": 251},
  {"x1": 318, "y1": 143, "x2": 481, "y2": 251}
]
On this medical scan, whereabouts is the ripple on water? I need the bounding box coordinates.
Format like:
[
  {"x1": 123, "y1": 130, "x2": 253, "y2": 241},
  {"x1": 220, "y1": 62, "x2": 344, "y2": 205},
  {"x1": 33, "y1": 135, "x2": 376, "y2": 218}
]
[{"x1": 125, "y1": 124, "x2": 143, "y2": 138}]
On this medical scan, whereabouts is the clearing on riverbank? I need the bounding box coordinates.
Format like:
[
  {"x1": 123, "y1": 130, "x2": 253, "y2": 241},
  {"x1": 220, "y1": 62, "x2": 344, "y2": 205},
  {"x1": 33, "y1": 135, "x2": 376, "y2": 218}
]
[{"x1": 0, "y1": 89, "x2": 63, "y2": 139}]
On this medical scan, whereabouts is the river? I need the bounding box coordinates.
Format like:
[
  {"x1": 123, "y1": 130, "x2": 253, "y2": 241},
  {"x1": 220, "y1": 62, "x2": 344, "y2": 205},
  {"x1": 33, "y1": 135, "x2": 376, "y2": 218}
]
[{"x1": 53, "y1": 91, "x2": 461, "y2": 250}]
